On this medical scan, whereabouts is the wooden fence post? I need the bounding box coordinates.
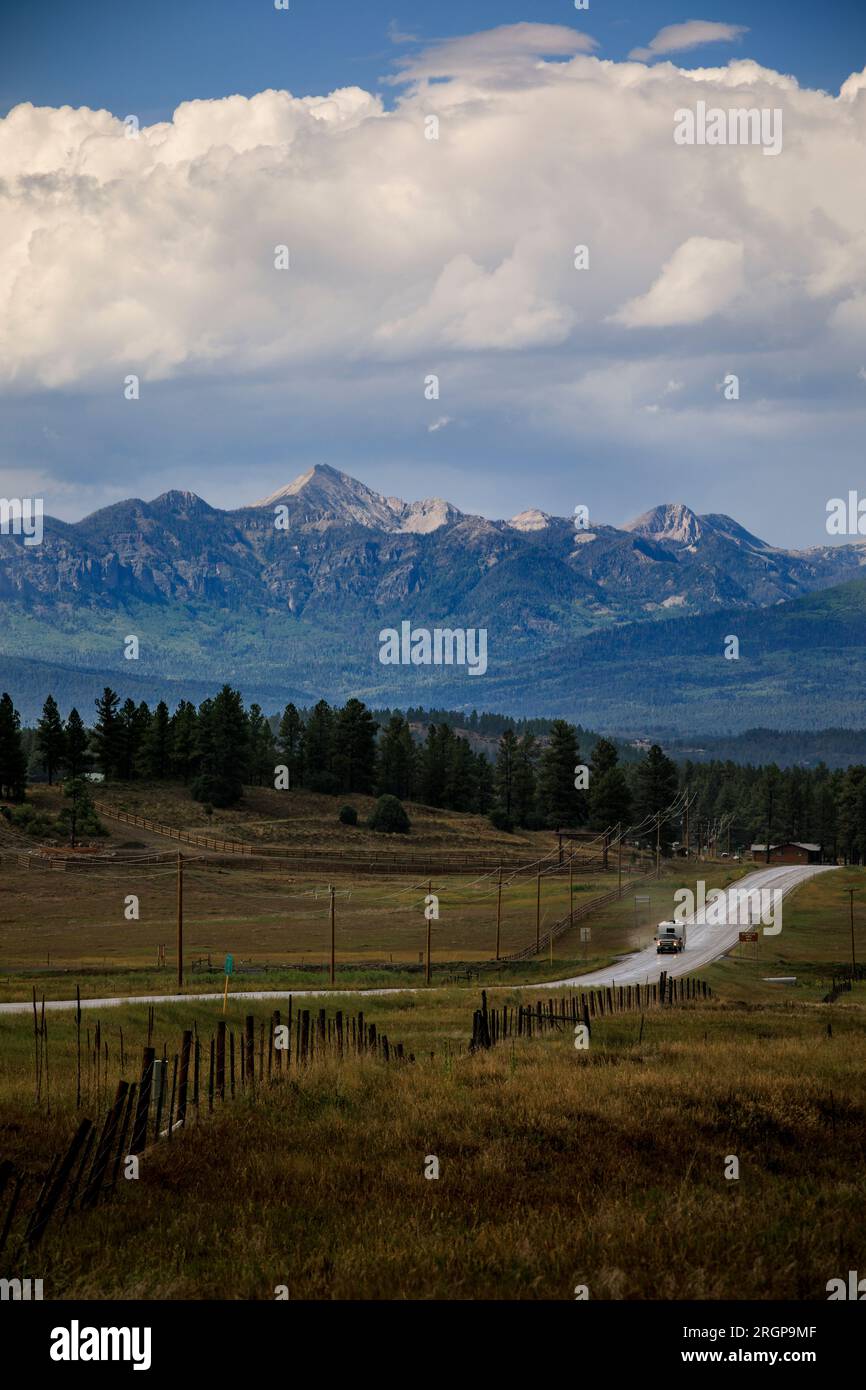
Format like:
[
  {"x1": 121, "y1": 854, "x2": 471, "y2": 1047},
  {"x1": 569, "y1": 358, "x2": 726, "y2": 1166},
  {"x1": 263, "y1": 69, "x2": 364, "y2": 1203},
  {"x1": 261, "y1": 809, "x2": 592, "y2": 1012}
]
[
  {"x1": 177, "y1": 1030, "x2": 192, "y2": 1125},
  {"x1": 81, "y1": 1081, "x2": 128, "y2": 1208},
  {"x1": 216, "y1": 1022, "x2": 226, "y2": 1101},
  {"x1": 27, "y1": 1119, "x2": 92, "y2": 1245},
  {"x1": 110, "y1": 1083, "x2": 137, "y2": 1188},
  {"x1": 131, "y1": 1047, "x2": 155, "y2": 1155}
]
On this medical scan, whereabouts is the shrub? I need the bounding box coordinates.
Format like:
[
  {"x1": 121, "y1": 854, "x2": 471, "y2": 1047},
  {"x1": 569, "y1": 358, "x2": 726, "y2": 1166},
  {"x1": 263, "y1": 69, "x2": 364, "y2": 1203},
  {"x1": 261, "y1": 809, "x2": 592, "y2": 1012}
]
[
  {"x1": 368, "y1": 795, "x2": 411, "y2": 834},
  {"x1": 339, "y1": 805, "x2": 358, "y2": 826},
  {"x1": 9, "y1": 803, "x2": 60, "y2": 839},
  {"x1": 488, "y1": 807, "x2": 515, "y2": 833},
  {"x1": 190, "y1": 774, "x2": 242, "y2": 809}
]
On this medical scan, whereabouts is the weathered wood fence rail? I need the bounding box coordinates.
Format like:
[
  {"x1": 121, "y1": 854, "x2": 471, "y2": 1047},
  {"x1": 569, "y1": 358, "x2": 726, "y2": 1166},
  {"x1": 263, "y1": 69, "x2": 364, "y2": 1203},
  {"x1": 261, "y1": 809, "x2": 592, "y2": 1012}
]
[
  {"x1": 92, "y1": 803, "x2": 254, "y2": 855},
  {"x1": 0, "y1": 1000, "x2": 411, "y2": 1261},
  {"x1": 503, "y1": 869, "x2": 658, "y2": 962},
  {"x1": 470, "y1": 975, "x2": 713, "y2": 1049},
  {"x1": 88, "y1": 803, "x2": 652, "y2": 876}
]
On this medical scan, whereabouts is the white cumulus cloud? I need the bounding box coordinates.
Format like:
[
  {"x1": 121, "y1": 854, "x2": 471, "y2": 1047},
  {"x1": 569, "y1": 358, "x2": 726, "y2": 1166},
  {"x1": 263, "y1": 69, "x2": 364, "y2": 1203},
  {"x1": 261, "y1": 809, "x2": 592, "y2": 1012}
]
[
  {"x1": 611, "y1": 238, "x2": 746, "y2": 328},
  {"x1": 1, "y1": 22, "x2": 866, "y2": 544}
]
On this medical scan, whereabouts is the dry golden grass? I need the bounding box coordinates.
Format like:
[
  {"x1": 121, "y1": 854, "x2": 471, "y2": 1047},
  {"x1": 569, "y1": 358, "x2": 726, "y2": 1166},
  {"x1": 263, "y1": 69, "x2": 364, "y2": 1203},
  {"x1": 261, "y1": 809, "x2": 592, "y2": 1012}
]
[{"x1": 6, "y1": 1000, "x2": 865, "y2": 1301}]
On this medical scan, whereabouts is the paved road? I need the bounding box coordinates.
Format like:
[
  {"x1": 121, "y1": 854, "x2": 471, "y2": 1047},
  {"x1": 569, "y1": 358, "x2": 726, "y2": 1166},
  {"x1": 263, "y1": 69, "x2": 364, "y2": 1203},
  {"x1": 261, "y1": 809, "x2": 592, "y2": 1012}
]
[
  {"x1": 536, "y1": 863, "x2": 836, "y2": 989},
  {"x1": 0, "y1": 863, "x2": 834, "y2": 1015}
]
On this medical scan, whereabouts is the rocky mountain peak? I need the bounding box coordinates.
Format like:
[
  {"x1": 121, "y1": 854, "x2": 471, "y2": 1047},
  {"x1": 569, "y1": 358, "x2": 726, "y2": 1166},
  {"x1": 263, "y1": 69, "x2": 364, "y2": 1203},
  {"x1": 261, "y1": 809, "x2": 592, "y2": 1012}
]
[
  {"x1": 624, "y1": 502, "x2": 703, "y2": 545},
  {"x1": 509, "y1": 509, "x2": 551, "y2": 532},
  {"x1": 151, "y1": 489, "x2": 211, "y2": 512},
  {"x1": 250, "y1": 464, "x2": 461, "y2": 534}
]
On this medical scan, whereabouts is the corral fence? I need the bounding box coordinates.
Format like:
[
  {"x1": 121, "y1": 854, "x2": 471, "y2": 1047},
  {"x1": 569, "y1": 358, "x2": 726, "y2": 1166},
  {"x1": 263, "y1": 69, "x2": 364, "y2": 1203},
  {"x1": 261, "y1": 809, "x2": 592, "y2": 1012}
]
[
  {"x1": 0, "y1": 999, "x2": 411, "y2": 1260},
  {"x1": 503, "y1": 868, "x2": 658, "y2": 962},
  {"x1": 93, "y1": 804, "x2": 254, "y2": 855},
  {"x1": 469, "y1": 974, "x2": 714, "y2": 1049},
  {"x1": 89, "y1": 803, "x2": 653, "y2": 877}
]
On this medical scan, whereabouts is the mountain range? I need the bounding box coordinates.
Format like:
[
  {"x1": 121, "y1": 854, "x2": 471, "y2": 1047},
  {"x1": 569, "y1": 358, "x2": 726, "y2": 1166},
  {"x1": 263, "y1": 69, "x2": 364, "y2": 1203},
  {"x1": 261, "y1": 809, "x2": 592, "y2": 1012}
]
[{"x1": 0, "y1": 464, "x2": 863, "y2": 734}]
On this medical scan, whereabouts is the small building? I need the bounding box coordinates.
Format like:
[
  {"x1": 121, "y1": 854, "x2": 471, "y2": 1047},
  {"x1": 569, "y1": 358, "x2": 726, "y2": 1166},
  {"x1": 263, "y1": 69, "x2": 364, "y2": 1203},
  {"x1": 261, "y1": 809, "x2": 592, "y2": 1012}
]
[
  {"x1": 83, "y1": 772, "x2": 105, "y2": 784},
  {"x1": 750, "y1": 842, "x2": 822, "y2": 865},
  {"x1": 631, "y1": 738, "x2": 654, "y2": 753}
]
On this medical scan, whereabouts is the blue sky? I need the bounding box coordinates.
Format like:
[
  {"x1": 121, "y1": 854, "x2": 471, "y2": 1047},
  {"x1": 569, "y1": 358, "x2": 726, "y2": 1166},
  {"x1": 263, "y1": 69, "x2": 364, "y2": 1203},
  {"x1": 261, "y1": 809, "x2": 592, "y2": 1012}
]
[
  {"x1": 2, "y1": 3, "x2": 866, "y2": 548},
  {"x1": 3, "y1": 1, "x2": 864, "y2": 117}
]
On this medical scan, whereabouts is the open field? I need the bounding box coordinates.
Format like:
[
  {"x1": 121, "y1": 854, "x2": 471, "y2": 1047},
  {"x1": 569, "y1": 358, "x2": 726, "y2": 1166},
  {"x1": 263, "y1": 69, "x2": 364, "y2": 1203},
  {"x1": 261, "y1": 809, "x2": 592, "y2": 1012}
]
[
  {"x1": 0, "y1": 858, "x2": 632, "y2": 997},
  {"x1": 0, "y1": 780, "x2": 673, "y2": 1000},
  {"x1": 2, "y1": 786, "x2": 864, "y2": 1303},
  {"x1": 1, "y1": 993, "x2": 864, "y2": 1300},
  {"x1": 14, "y1": 783, "x2": 594, "y2": 859},
  {"x1": 0, "y1": 845, "x2": 742, "y2": 1001}
]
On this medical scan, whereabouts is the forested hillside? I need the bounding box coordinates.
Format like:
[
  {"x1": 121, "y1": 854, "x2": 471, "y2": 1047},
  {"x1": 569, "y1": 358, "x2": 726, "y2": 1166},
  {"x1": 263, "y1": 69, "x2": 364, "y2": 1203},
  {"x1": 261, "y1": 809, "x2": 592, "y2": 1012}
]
[{"x1": 3, "y1": 684, "x2": 866, "y2": 863}]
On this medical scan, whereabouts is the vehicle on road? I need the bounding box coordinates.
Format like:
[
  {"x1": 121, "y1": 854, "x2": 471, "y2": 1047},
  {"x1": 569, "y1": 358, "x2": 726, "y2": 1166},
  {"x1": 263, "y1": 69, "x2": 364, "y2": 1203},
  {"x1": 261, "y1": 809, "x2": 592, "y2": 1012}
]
[{"x1": 654, "y1": 920, "x2": 686, "y2": 954}]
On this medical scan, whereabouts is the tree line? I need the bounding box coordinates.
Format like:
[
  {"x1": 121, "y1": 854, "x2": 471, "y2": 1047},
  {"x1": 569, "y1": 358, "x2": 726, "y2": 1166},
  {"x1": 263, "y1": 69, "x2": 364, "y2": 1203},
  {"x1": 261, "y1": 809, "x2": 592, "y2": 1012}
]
[
  {"x1": 2, "y1": 685, "x2": 866, "y2": 858},
  {"x1": 1, "y1": 687, "x2": 646, "y2": 829},
  {"x1": 679, "y1": 758, "x2": 866, "y2": 862}
]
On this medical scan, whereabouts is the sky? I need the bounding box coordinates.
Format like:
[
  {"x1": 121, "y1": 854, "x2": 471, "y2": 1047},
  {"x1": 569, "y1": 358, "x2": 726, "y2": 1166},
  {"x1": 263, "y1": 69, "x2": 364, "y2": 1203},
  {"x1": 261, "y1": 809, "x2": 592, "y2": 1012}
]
[{"x1": 2, "y1": 1, "x2": 866, "y2": 546}]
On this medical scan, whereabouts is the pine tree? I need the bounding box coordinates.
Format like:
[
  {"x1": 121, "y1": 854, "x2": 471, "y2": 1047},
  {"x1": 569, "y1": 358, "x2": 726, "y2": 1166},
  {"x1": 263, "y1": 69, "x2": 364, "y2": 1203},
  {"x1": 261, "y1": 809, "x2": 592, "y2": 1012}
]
[
  {"x1": 64, "y1": 708, "x2": 89, "y2": 780},
  {"x1": 304, "y1": 700, "x2": 336, "y2": 792},
  {"x1": 248, "y1": 704, "x2": 277, "y2": 787},
  {"x1": 333, "y1": 699, "x2": 378, "y2": 794},
  {"x1": 589, "y1": 737, "x2": 619, "y2": 778},
  {"x1": 494, "y1": 730, "x2": 519, "y2": 818},
  {"x1": 93, "y1": 687, "x2": 122, "y2": 779},
  {"x1": 419, "y1": 725, "x2": 451, "y2": 807},
  {"x1": 210, "y1": 686, "x2": 249, "y2": 786},
  {"x1": 473, "y1": 752, "x2": 494, "y2": 814},
  {"x1": 537, "y1": 720, "x2": 585, "y2": 828},
  {"x1": 60, "y1": 777, "x2": 102, "y2": 848},
  {"x1": 36, "y1": 694, "x2": 66, "y2": 785},
  {"x1": 815, "y1": 773, "x2": 838, "y2": 861},
  {"x1": 588, "y1": 738, "x2": 631, "y2": 831},
  {"x1": 634, "y1": 744, "x2": 679, "y2": 851},
  {"x1": 511, "y1": 734, "x2": 538, "y2": 826},
  {"x1": 195, "y1": 698, "x2": 217, "y2": 776},
  {"x1": 0, "y1": 693, "x2": 27, "y2": 801},
  {"x1": 141, "y1": 701, "x2": 171, "y2": 779},
  {"x1": 446, "y1": 734, "x2": 476, "y2": 812},
  {"x1": 277, "y1": 703, "x2": 305, "y2": 787},
  {"x1": 170, "y1": 701, "x2": 198, "y2": 782},
  {"x1": 116, "y1": 698, "x2": 146, "y2": 780},
  {"x1": 377, "y1": 713, "x2": 415, "y2": 800},
  {"x1": 836, "y1": 767, "x2": 865, "y2": 863}
]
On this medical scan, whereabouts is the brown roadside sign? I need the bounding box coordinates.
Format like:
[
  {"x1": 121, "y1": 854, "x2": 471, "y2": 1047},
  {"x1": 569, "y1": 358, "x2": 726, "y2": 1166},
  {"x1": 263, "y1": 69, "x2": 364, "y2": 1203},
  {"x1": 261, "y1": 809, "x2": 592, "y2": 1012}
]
[{"x1": 739, "y1": 931, "x2": 758, "y2": 943}]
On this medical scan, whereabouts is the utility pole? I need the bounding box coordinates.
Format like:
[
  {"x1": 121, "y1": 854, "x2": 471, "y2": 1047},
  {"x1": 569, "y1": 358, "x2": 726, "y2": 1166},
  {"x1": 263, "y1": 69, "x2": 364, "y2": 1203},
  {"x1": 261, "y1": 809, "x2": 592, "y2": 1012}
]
[
  {"x1": 655, "y1": 813, "x2": 661, "y2": 879},
  {"x1": 425, "y1": 879, "x2": 432, "y2": 985},
  {"x1": 536, "y1": 871, "x2": 541, "y2": 953},
  {"x1": 684, "y1": 791, "x2": 690, "y2": 858},
  {"x1": 617, "y1": 822, "x2": 622, "y2": 894},
  {"x1": 329, "y1": 884, "x2": 336, "y2": 984},
  {"x1": 176, "y1": 851, "x2": 184, "y2": 988},
  {"x1": 569, "y1": 855, "x2": 574, "y2": 931},
  {"x1": 850, "y1": 888, "x2": 857, "y2": 979},
  {"x1": 495, "y1": 866, "x2": 502, "y2": 961}
]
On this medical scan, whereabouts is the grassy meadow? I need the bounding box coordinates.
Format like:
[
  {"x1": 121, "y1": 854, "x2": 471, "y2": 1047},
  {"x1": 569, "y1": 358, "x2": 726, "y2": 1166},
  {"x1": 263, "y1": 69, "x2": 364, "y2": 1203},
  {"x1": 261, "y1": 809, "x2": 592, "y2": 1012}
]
[
  {"x1": 1, "y1": 781, "x2": 864, "y2": 1300},
  {"x1": 2, "y1": 994, "x2": 864, "y2": 1300}
]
